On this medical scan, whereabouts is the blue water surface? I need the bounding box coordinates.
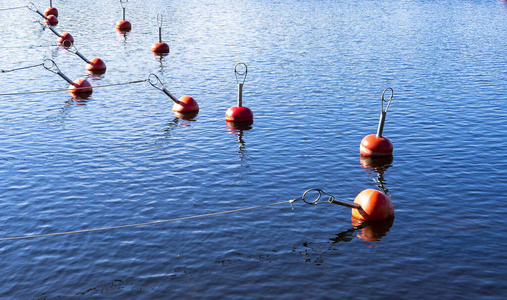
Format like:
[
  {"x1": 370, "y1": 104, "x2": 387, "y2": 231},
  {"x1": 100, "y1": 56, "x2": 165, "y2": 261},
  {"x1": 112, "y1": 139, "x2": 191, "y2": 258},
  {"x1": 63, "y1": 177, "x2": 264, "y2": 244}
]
[{"x1": 1, "y1": 0, "x2": 506, "y2": 298}]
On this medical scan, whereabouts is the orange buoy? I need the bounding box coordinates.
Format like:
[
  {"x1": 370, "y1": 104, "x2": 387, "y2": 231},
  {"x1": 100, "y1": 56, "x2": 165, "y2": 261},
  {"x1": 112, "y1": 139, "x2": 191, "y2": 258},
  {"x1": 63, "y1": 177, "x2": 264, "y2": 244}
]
[
  {"x1": 151, "y1": 42, "x2": 169, "y2": 54},
  {"x1": 226, "y1": 63, "x2": 253, "y2": 123},
  {"x1": 45, "y1": 15, "x2": 58, "y2": 26},
  {"x1": 44, "y1": 7, "x2": 58, "y2": 17},
  {"x1": 68, "y1": 78, "x2": 93, "y2": 98},
  {"x1": 57, "y1": 32, "x2": 74, "y2": 45},
  {"x1": 85, "y1": 58, "x2": 107, "y2": 74},
  {"x1": 360, "y1": 87, "x2": 394, "y2": 157},
  {"x1": 116, "y1": 20, "x2": 131, "y2": 32},
  {"x1": 172, "y1": 96, "x2": 199, "y2": 113},
  {"x1": 225, "y1": 106, "x2": 253, "y2": 122},
  {"x1": 351, "y1": 189, "x2": 394, "y2": 221},
  {"x1": 360, "y1": 134, "x2": 393, "y2": 157}
]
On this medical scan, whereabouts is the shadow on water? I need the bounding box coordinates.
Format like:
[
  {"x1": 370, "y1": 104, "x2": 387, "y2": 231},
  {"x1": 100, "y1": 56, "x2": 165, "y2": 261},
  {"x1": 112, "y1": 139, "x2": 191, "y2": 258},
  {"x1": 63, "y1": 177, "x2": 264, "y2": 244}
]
[{"x1": 226, "y1": 121, "x2": 253, "y2": 181}]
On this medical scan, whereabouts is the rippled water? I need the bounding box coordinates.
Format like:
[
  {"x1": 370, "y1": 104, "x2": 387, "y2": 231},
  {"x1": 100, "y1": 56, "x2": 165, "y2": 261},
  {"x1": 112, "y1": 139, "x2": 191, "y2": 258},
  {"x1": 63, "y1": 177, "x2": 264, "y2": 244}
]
[{"x1": 1, "y1": 0, "x2": 507, "y2": 298}]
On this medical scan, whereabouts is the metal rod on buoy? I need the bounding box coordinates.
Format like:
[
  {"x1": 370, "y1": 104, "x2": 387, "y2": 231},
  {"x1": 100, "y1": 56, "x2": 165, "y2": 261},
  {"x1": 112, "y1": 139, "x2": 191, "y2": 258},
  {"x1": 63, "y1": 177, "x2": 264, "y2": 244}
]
[
  {"x1": 157, "y1": 14, "x2": 163, "y2": 43},
  {"x1": 63, "y1": 41, "x2": 90, "y2": 63},
  {"x1": 43, "y1": 59, "x2": 74, "y2": 85},
  {"x1": 27, "y1": 2, "x2": 45, "y2": 17},
  {"x1": 148, "y1": 73, "x2": 180, "y2": 104},
  {"x1": 328, "y1": 197, "x2": 361, "y2": 209},
  {"x1": 235, "y1": 63, "x2": 247, "y2": 107},
  {"x1": 376, "y1": 87, "x2": 394, "y2": 138},
  {"x1": 121, "y1": 0, "x2": 127, "y2": 21}
]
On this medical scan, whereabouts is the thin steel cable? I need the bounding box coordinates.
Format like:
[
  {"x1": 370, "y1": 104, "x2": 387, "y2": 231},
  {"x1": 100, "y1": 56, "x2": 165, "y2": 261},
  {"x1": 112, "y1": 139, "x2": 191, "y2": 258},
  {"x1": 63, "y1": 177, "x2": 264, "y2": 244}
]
[
  {"x1": 0, "y1": 79, "x2": 148, "y2": 96},
  {"x1": 0, "y1": 5, "x2": 27, "y2": 11},
  {"x1": 1, "y1": 63, "x2": 43, "y2": 73},
  {"x1": 0, "y1": 199, "x2": 299, "y2": 241}
]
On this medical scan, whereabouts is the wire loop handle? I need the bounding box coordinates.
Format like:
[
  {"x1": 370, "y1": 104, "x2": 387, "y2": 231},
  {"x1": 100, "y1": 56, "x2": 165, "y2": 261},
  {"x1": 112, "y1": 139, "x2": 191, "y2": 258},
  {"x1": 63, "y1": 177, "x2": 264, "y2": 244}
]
[
  {"x1": 235, "y1": 62, "x2": 248, "y2": 85},
  {"x1": 381, "y1": 87, "x2": 394, "y2": 114},
  {"x1": 120, "y1": 0, "x2": 128, "y2": 9},
  {"x1": 148, "y1": 73, "x2": 180, "y2": 104},
  {"x1": 43, "y1": 59, "x2": 74, "y2": 85},
  {"x1": 157, "y1": 14, "x2": 163, "y2": 28},
  {"x1": 63, "y1": 41, "x2": 90, "y2": 63}
]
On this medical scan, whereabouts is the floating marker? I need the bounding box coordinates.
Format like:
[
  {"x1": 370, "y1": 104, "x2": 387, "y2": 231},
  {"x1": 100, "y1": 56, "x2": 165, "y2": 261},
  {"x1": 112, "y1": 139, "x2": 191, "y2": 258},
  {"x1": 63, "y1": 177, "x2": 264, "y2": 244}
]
[
  {"x1": 62, "y1": 41, "x2": 106, "y2": 74},
  {"x1": 148, "y1": 73, "x2": 199, "y2": 113},
  {"x1": 225, "y1": 63, "x2": 253, "y2": 123},
  {"x1": 360, "y1": 87, "x2": 394, "y2": 157},
  {"x1": 151, "y1": 14, "x2": 170, "y2": 55},
  {"x1": 44, "y1": 0, "x2": 58, "y2": 17},
  {"x1": 44, "y1": 14, "x2": 58, "y2": 26},
  {"x1": 43, "y1": 59, "x2": 92, "y2": 98},
  {"x1": 27, "y1": 2, "x2": 58, "y2": 25},
  {"x1": 56, "y1": 32, "x2": 74, "y2": 45},
  {"x1": 115, "y1": 0, "x2": 131, "y2": 32}
]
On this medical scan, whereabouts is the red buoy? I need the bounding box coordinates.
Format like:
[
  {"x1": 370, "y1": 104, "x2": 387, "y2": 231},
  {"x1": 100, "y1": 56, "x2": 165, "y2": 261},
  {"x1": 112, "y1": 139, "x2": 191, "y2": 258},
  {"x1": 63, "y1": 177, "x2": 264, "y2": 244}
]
[
  {"x1": 116, "y1": 20, "x2": 131, "y2": 32},
  {"x1": 360, "y1": 134, "x2": 393, "y2": 157},
  {"x1": 57, "y1": 32, "x2": 74, "y2": 45},
  {"x1": 85, "y1": 58, "x2": 107, "y2": 74},
  {"x1": 352, "y1": 189, "x2": 394, "y2": 221},
  {"x1": 172, "y1": 96, "x2": 199, "y2": 113},
  {"x1": 45, "y1": 15, "x2": 58, "y2": 26},
  {"x1": 151, "y1": 42, "x2": 169, "y2": 55},
  {"x1": 225, "y1": 106, "x2": 253, "y2": 122},
  {"x1": 68, "y1": 78, "x2": 92, "y2": 98},
  {"x1": 44, "y1": 7, "x2": 58, "y2": 17}
]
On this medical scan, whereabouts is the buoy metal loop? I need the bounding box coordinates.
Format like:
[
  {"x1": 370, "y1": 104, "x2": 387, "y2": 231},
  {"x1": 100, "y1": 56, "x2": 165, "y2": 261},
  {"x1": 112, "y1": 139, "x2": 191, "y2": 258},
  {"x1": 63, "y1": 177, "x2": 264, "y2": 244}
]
[
  {"x1": 63, "y1": 42, "x2": 90, "y2": 63},
  {"x1": 27, "y1": 2, "x2": 44, "y2": 17},
  {"x1": 157, "y1": 14, "x2": 163, "y2": 43},
  {"x1": 235, "y1": 63, "x2": 247, "y2": 107},
  {"x1": 43, "y1": 59, "x2": 74, "y2": 85},
  {"x1": 377, "y1": 87, "x2": 394, "y2": 138},
  {"x1": 147, "y1": 73, "x2": 180, "y2": 104},
  {"x1": 120, "y1": 0, "x2": 128, "y2": 20}
]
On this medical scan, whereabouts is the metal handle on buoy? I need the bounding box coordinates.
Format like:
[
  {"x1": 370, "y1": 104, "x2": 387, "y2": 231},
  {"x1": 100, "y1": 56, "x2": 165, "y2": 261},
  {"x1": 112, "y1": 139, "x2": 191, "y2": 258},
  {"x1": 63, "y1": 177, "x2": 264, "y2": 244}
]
[
  {"x1": 297, "y1": 188, "x2": 360, "y2": 209},
  {"x1": 148, "y1": 73, "x2": 180, "y2": 104},
  {"x1": 235, "y1": 63, "x2": 247, "y2": 107},
  {"x1": 157, "y1": 14, "x2": 163, "y2": 43},
  {"x1": 27, "y1": 2, "x2": 45, "y2": 18},
  {"x1": 120, "y1": 0, "x2": 128, "y2": 20},
  {"x1": 63, "y1": 41, "x2": 90, "y2": 63},
  {"x1": 43, "y1": 59, "x2": 75, "y2": 85},
  {"x1": 376, "y1": 87, "x2": 394, "y2": 138}
]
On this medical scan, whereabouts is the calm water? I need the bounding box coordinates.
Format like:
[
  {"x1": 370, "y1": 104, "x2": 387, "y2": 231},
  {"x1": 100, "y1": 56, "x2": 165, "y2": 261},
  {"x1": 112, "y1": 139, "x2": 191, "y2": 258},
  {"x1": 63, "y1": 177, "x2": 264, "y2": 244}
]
[{"x1": 1, "y1": 0, "x2": 506, "y2": 298}]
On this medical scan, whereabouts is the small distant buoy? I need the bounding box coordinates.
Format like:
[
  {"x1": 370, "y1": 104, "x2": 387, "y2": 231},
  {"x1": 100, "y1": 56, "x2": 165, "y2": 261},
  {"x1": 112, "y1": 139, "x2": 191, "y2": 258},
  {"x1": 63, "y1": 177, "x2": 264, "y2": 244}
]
[
  {"x1": 226, "y1": 63, "x2": 253, "y2": 123},
  {"x1": 45, "y1": 15, "x2": 58, "y2": 26},
  {"x1": 116, "y1": 20, "x2": 131, "y2": 32},
  {"x1": 151, "y1": 42, "x2": 169, "y2": 54},
  {"x1": 360, "y1": 134, "x2": 393, "y2": 157},
  {"x1": 85, "y1": 58, "x2": 107, "y2": 74},
  {"x1": 69, "y1": 78, "x2": 93, "y2": 98},
  {"x1": 352, "y1": 189, "x2": 394, "y2": 221},
  {"x1": 57, "y1": 32, "x2": 74, "y2": 45},
  {"x1": 44, "y1": 7, "x2": 58, "y2": 17},
  {"x1": 360, "y1": 87, "x2": 394, "y2": 157},
  {"x1": 173, "y1": 96, "x2": 199, "y2": 113}
]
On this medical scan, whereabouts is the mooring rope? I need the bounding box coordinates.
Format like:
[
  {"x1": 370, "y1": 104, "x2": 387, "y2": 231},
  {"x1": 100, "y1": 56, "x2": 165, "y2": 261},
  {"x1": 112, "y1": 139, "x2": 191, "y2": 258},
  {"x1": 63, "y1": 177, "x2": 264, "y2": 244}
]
[
  {"x1": 0, "y1": 79, "x2": 148, "y2": 96},
  {"x1": 0, "y1": 198, "x2": 302, "y2": 241},
  {"x1": 1, "y1": 63, "x2": 43, "y2": 73},
  {"x1": 0, "y1": 5, "x2": 27, "y2": 11}
]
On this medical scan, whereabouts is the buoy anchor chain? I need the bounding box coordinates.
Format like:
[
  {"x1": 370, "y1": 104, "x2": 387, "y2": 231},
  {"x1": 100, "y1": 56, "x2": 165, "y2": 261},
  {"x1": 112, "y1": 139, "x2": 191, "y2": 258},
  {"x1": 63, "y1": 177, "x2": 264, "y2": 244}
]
[
  {"x1": 43, "y1": 59, "x2": 93, "y2": 98},
  {"x1": 360, "y1": 87, "x2": 394, "y2": 157},
  {"x1": 226, "y1": 63, "x2": 253, "y2": 123},
  {"x1": 148, "y1": 74, "x2": 199, "y2": 113}
]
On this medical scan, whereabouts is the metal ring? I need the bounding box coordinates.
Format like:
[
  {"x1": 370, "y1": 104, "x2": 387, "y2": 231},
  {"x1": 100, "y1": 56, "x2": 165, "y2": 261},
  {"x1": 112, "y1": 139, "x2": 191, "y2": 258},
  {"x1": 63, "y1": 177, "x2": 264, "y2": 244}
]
[
  {"x1": 43, "y1": 59, "x2": 57, "y2": 72},
  {"x1": 147, "y1": 73, "x2": 165, "y2": 91},
  {"x1": 157, "y1": 14, "x2": 163, "y2": 28},
  {"x1": 301, "y1": 188, "x2": 324, "y2": 205},
  {"x1": 381, "y1": 87, "x2": 394, "y2": 113},
  {"x1": 234, "y1": 62, "x2": 248, "y2": 85},
  {"x1": 27, "y1": 2, "x2": 37, "y2": 12},
  {"x1": 120, "y1": 0, "x2": 128, "y2": 8}
]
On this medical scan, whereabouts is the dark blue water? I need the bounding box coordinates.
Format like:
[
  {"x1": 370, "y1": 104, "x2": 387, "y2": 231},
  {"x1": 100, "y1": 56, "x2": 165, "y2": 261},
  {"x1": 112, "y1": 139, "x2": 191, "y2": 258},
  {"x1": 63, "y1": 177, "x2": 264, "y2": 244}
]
[{"x1": 1, "y1": 0, "x2": 507, "y2": 298}]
